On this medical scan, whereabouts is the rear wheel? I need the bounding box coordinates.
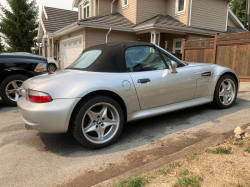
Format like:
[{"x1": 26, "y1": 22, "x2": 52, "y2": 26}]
[
  {"x1": 213, "y1": 75, "x2": 237, "y2": 109},
  {"x1": 0, "y1": 74, "x2": 29, "y2": 106},
  {"x1": 71, "y1": 96, "x2": 124, "y2": 149}
]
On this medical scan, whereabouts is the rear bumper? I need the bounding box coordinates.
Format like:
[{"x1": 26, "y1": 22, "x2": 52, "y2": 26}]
[{"x1": 17, "y1": 96, "x2": 80, "y2": 133}]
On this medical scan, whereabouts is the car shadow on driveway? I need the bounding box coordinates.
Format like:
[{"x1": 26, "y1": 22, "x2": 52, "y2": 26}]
[{"x1": 37, "y1": 98, "x2": 250, "y2": 157}]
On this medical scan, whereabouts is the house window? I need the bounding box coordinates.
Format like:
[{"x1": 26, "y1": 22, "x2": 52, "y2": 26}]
[
  {"x1": 176, "y1": 0, "x2": 186, "y2": 15},
  {"x1": 123, "y1": 0, "x2": 128, "y2": 7},
  {"x1": 83, "y1": 1, "x2": 90, "y2": 19},
  {"x1": 173, "y1": 39, "x2": 183, "y2": 54}
]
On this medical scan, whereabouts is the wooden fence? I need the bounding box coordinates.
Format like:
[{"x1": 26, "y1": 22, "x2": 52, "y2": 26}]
[{"x1": 182, "y1": 31, "x2": 250, "y2": 82}]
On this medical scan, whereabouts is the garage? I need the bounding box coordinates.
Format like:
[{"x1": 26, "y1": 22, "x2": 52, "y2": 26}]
[{"x1": 60, "y1": 35, "x2": 83, "y2": 69}]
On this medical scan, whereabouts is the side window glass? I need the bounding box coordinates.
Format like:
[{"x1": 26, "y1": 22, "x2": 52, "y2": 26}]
[
  {"x1": 159, "y1": 50, "x2": 185, "y2": 68},
  {"x1": 125, "y1": 46, "x2": 167, "y2": 72}
]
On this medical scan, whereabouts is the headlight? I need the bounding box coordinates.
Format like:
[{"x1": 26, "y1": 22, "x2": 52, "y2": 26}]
[{"x1": 35, "y1": 63, "x2": 47, "y2": 72}]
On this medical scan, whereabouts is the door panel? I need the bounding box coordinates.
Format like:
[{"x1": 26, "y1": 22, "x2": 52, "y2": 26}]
[{"x1": 129, "y1": 67, "x2": 197, "y2": 110}]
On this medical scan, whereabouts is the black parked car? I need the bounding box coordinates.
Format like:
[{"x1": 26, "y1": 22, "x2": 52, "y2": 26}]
[{"x1": 0, "y1": 53, "x2": 48, "y2": 106}]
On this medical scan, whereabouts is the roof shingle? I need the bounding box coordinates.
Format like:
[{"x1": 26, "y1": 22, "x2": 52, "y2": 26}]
[
  {"x1": 78, "y1": 13, "x2": 135, "y2": 28},
  {"x1": 43, "y1": 6, "x2": 78, "y2": 33}
]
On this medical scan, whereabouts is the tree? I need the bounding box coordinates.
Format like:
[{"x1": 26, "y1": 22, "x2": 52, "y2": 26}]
[
  {"x1": 0, "y1": 36, "x2": 4, "y2": 52},
  {"x1": 0, "y1": 0, "x2": 38, "y2": 52},
  {"x1": 230, "y1": 0, "x2": 246, "y2": 25}
]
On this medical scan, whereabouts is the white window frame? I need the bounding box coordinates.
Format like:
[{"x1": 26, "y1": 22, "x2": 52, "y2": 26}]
[
  {"x1": 123, "y1": 0, "x2": 129, "y2": 8},
  {"x1": 173, "y1": 38, "x2": 183, "y2": 54},
  {"x1": 175, "y1": 0, "x2": 186, "y2": 15},
  {"x1": 83, "y1": 1, "x2": 90, "y2": 19}
]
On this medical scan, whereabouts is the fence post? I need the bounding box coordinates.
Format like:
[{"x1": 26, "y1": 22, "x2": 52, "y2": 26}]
[
  {"x1": 213, "y1": 33, "x2": 219, "y2": 64},
  {"x1": 182, "y1": 39, "x2": 186, "y2": 61}
]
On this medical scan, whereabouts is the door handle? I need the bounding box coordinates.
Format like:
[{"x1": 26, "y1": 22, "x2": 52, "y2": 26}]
[
  {"x1": 201, "y1": 71, "x2": 213, "y2": 77},
  {"x1": 138, "y1": 78, "x2": 151, "y2": 84}
]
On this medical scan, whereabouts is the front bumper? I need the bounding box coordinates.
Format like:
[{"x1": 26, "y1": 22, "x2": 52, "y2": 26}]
[
  {"x1": 17, "y1": 96, "x2": 80, "y2": 133},
  {"x1": 30, "y1": 71, "x2": 48, "y2": 77}
]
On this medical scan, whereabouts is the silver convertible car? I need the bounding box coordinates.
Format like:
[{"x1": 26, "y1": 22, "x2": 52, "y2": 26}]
[{"x1": 18, "y1": 41, "x2": 239, "y2": 148}]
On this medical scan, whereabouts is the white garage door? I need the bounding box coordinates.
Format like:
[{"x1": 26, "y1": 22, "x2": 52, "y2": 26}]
[{"x1": 60, "y1": 36, "x2": 83, "y2": 69}]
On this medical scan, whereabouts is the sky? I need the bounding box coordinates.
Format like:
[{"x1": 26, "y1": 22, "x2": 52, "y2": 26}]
[{"x1": 0, "y1": 0, "x2": 77, "y2": 14}]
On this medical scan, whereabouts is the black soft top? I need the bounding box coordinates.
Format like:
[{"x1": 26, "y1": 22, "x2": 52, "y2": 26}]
[{"x1": 68, "y1": 41, "x2": 155, "y2": 73}]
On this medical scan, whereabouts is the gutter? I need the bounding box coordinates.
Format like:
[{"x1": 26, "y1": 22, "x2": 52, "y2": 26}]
[
  {"x1": 77, "y1": 21, "x2": 134, "y2": 32},
  {"x1": 106, "y1": 27, "x2": 112, "y2": 43},
  {"x1": 134, "y1": 23, "x2": 217, "y2": 36},
  {"x1": 111, "y1": 0, "x2": 116, "y2": 13}
]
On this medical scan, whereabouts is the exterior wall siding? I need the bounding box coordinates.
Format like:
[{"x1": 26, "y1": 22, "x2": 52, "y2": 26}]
[
  {"x1": 85, "y1": 28, "x2": 138, "y2": 48},
  {"x1": 190, "y1": 0, "x2": 228, "y2": 31},
  {"x1": 59, "y1": 28, "x2": 86, "y2": 49},
  {"x1": 136, "y1": 0, "x2": 190, "y2": 25},
  {"x1": 99, "y1": 0, "x2": 112, "y2": 15},
  {"x1": 137, "y1": 0, "x2": 168, "y2": 24},
  {"x1": 117, "y1": 0, "x2": 137, "y2": 24},
  {"x1": 166, "y1": 0, "x2": 190, "y2": 25},
  {"x1": 227, "y1": 16, "x2": 238, "y2": 28}
]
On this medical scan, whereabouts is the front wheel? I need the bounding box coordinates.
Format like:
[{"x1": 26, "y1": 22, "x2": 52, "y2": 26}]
[
  {"x1": 213, "y1": 75, "x2": 237, "y2": 109},
  {"x1": 48, "y1": 63, "x2": 57, "y2": 72},
  {"x1": 71, "y1": 96, "x2": 124, "y2": 149},
  {"x1": 0, "y1": 74, "x2": 29, "y2": 106}
]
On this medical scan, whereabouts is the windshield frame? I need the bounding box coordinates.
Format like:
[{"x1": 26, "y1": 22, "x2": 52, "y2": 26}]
[{"x1": 155, "y1": 45, "x2": 187, "y2": 66}]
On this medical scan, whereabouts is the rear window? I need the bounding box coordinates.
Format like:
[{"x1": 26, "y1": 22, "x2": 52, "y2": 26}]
[{"x1": 67, "y1": 50, "x2": 102, "y2": 69}]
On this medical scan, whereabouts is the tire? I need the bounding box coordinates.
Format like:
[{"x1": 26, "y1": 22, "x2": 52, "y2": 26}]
[
  {"x1": 213, "y1": 75, "x2": 238, "y2": 109},
  {"x1": 0, "y1": 74, "x2": 29, "y2": 106},
  {"x1": 71, "y1": 96, "x2": 124, "y2": 149},
  {"x1": 48, "y1": 64, "x2": 56, "y2": 72}
]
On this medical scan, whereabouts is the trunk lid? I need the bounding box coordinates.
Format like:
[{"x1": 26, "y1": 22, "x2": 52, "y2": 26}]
[{"x1": 22, "y1": 70, "x2": 84, "y2": 89}]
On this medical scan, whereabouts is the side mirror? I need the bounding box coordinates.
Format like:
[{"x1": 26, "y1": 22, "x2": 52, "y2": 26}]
[{"x1": 170, "y1": 61, "x2": 178, "y2": 73}]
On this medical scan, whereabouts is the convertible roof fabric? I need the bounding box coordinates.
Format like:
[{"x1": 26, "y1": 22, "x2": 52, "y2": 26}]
[{"x1": 67, "y1": 41, "x2": 154, "y2": 73}]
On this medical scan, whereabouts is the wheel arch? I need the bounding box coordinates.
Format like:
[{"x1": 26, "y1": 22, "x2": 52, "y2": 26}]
[
  {"x1": 212, "y1": 71, "x2": 239, "y2": 101},
  {"x1": 218, "y1": 71, "x2": 239, "y2": 89},
  {"x1": 0, "y1": 70, "x2": 33, "y2": 87},
  {"x1": 68, "y1": 90, "x2": 128, "y2": 132}
]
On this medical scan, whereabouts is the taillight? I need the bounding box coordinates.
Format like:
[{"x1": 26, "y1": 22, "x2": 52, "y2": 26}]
[{"x1": 28, "y1": 89, "x2": 52, "y2": 103}]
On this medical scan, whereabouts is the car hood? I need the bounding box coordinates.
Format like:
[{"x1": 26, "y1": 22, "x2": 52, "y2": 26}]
[{"x1": 22, "y1": 70, "x2": 84, "y2": 89}]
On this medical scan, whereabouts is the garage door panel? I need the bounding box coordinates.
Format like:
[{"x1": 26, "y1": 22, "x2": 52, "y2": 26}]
[
  {"x1": 64, "y1": 47, "x2": 82, "y2": 68},
  {"x1": 61, "y1": 36, "x2": 83, "y2": 69}
]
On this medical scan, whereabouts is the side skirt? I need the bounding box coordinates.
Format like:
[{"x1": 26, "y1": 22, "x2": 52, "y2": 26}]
[{"x1": 127, "y1": 96, "x2": 213, "y2": 122}]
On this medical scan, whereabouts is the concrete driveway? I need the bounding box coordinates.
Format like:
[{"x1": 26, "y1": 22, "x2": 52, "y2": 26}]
[{"x1": 1, "y1": 83, "x2": 250, "y2": 187}]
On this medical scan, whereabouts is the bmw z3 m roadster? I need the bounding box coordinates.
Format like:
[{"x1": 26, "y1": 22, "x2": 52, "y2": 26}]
[{"x1": 17, "y1": 41, "x2": 239, "y2": 148}]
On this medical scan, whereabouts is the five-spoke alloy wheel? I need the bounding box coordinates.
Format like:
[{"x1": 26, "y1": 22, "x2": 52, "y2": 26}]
[
  {"x1": 0, "y1": 74, "x2": 29, "y2": 106},
  {"x1": 213, "y1": 75, "x2": 237, "y2": 109},
  {"x1": 82, "y1": 103, "x2": 120, "y2": 144},
  {"x1": 5, "y1": 80, "x2": 24, "y2": 102},
  {"x1": 219, "y1": 79, "x2": 236, "y2": 106},
  {"x1": 71, "y1": 96, "x2": 124, "y2": 149}
]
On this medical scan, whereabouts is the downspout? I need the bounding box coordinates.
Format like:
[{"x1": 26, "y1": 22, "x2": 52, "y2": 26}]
[
  {"x1": 225, "y1": 2, "x2": 230, "y2": 31},
  {"x1": 98, "y1": 0, "x2": 100, "y2": 15},
  {"x1": 106, "y1": 27, "x2": 112, "y2": 43},
  {"x1": 188, "y1": 0, "x2": 193, "y2": 26},
  {"x1": 111, "y1": 0, "x2": 116, "y2": 13}
]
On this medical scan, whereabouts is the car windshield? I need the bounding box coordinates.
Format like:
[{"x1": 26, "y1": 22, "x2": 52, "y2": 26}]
[{"x1": 67, "y1": 50, "x2": 102, "y2": 69}]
